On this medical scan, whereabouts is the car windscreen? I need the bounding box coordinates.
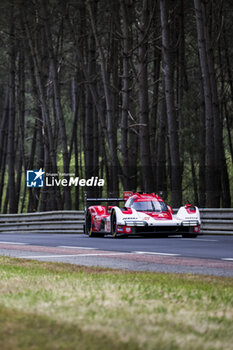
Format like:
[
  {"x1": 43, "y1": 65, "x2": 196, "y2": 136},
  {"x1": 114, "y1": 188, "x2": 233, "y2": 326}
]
[{"x1": 131, "y1": 200, "x2": 168, "y2": 212}]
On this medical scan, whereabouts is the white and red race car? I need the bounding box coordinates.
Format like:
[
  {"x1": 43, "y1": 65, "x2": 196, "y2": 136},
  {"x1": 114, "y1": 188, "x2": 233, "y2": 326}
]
[{"x1": 85, "y1": 192, "x2": 201, "y2": 238}]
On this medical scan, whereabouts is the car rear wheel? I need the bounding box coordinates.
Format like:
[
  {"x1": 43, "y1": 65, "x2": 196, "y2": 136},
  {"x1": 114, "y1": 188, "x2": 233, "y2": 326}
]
[
  {"x1": 85, "y1": 209, "x2": 105, "y2": 237},
  {"x1": 85, "y1": 209, "x2": 93, "y2": 236}
]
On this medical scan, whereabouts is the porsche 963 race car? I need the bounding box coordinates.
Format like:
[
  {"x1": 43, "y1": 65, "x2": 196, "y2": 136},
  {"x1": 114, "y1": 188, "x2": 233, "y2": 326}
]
[{"x1": 85, "y1": 192, "x2": 201, "y2": 238}]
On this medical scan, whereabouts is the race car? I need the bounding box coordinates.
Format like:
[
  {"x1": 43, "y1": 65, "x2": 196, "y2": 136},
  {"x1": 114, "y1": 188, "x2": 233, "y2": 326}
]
[{"x1": 85, "y1": 191, "x2": 201, "y2": 238}]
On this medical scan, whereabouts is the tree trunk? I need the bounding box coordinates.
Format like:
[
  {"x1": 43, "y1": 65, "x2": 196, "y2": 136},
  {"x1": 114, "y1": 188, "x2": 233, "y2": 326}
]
[
  {"x1": 194, "y1": 0, "x2": 216, "y2": 207},
  {"x1": 15, "y1": 47, "x2": 25, "y2": 212},
  {"x1": 87, "y1": 0, "x2": 119, "y2": 196},
  {"x1": 0, "y1": 87, "x2": 9, "y2": 170},
  {"x1": 120, "y1": 0, "x2": 131, "y2": 189},
  {"x1": 138, "y1": 0, "x2": 154, "y2": 192},
  {"x1": 7, "y1": 10, "x2": 17, "y2": 213},
  {"x1": 160, "y1": 0, "x2": 182, "y2": 207},
  {"x1": 0, "y1": 87, "x2": 9, "y2": 211},
  {"x1": 198, "y1": 82, "x2": 206, "y2": 207},
  {"x1": 85, "y1": 2, "x2": 97, "y2": 198},
  {"x1": 40, "y1": 0, "x2": 71, "y2": 209},
  {"x1": 204, "y1": 4, "x2": 221, "y2": 206},
  {"x1": 150, "y1": 45, "x2": 161, "y2": 187},
  {"x1": 156, "y1": 96, "x2": 167, "y2": 196},
  {"x1": 223, "y1": 25, "x2": 233, "y2": 164},
  {"x1": 0, "y1": 117, "x2": 8, "y2": 212}
]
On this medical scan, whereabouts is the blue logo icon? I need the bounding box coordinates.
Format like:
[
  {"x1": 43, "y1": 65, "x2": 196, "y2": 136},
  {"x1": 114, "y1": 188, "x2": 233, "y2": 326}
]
[{"x1": 27, "y1": 169, "x2": 45, "y2": 187}]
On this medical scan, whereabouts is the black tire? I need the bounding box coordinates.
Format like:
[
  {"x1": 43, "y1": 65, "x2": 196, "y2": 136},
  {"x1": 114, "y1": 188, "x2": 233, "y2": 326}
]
[
  {"x1": 85, "y1": 209, "x2": 93, "y2": 236},
  {"x1": 85, "y1": 209, "x2": 105, "y2": 237},
  {"x1": 111, "y1": 210, "x2": 118, "y2": 238}
]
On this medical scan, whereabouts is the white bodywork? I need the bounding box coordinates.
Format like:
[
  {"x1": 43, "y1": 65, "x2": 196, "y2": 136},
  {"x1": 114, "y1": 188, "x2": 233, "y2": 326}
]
[{"x1": 108, "y1": 206, "x2": 201, "y2": 228}]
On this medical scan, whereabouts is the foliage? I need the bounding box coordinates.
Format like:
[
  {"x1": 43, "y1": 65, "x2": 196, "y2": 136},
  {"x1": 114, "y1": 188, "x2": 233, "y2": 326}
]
[{"x1": 0, "y1": 0, "x2": 233, "y2": 212}]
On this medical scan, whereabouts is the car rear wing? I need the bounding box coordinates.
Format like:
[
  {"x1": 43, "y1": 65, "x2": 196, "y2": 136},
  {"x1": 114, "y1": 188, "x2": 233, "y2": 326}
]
[
  {"x1": 84, "y1": 193, "x2": 125, "y2": 212},
  {"x1": 84, "y1": 191, "x2": 135, "y2": 212}
]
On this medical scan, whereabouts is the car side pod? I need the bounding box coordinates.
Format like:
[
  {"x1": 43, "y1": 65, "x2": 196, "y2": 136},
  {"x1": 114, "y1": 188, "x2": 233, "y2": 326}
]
[
  {"x1": 175, "y1": 205, "x2": 201, "y2": 238},
  {"x1": 176, "y1": 206, "x2": 201, "y2": 224}
]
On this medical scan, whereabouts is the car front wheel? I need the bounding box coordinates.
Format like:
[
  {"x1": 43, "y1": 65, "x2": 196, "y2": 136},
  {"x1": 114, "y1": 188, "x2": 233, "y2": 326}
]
[{"x1": 111, "y1": 210, "x2": 117, "y2": 238}]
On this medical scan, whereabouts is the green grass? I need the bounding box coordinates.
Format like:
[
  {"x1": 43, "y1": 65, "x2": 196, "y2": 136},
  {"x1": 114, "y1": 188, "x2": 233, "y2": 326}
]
[{"x1": 0, "y1": 257, "x2": 233, "y2": 350}]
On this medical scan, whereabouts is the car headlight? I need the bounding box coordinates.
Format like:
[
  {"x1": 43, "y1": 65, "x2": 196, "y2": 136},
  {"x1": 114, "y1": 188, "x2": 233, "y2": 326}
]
[
  {"x1": 124, "y1": 220, "x2": 147, "y2": 226},
  {"x1": 182, "y1": 220, "x2": 199, "y2": 226}
]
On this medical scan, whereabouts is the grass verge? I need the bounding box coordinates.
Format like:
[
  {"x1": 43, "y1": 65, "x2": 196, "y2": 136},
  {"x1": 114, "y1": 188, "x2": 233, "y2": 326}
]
[{"x1": 0, "y1": 256, "x2": 232, "y2": 350}]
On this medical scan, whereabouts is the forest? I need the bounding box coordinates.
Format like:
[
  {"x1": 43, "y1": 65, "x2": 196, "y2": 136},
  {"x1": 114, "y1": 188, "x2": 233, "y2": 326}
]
[{"x1": 0, "y1": 0, "x2": 233, "y2": 213}]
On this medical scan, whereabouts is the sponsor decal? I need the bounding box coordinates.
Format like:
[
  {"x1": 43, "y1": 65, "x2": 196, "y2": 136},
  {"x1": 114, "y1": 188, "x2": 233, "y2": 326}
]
[
  {"x1": 123, "y1": 191, "x2": 134, "y2": 200},
  {"x1": 26, "y1": 170, "x2": 104, "y2": 188},
  {"x1": 123, "y1": 217, "x2": 138, "y2": 220}
]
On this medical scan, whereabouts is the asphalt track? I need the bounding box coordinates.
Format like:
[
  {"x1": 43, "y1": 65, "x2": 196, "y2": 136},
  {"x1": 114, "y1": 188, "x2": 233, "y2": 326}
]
[{"x1": 0, "y1": 233, "x2": 233, "y2": 277}]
